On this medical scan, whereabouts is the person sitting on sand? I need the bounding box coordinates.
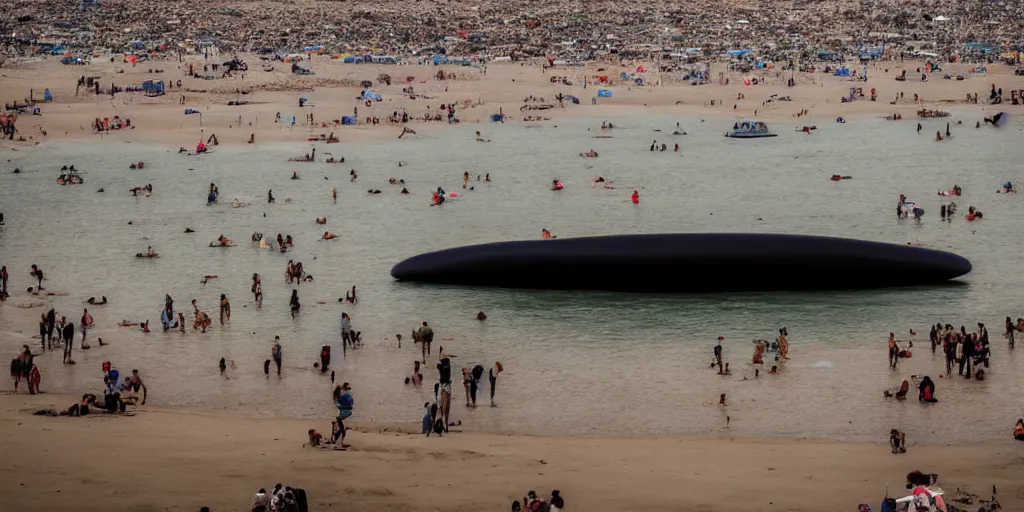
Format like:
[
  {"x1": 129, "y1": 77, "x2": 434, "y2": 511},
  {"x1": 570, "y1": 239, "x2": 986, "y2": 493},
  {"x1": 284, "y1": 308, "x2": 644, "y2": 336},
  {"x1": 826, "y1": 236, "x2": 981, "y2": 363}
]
[
  {"x1": 139, "y1": 320, "x2": 150, "y2": 333},
  {"x1": 87, "y1": 296, "x2": 107, "y2": 305},
  {"x1": 291, "y1": 171, "x2": 299, "y2": 180},
  {"x1": 316, "y1": 217, "x2": 326, "y2": 224},
  {"x1": 322, "y1": 232, "x2": 337, "y2": 240},
  {"x1": 541, "y1": 228, "x2": 554, "y2": 240},
  {"x1": 215, "y1": 235, "x2": 231, "y2": 246},
  {"x1": 1015, "y1": 419, "x2": 1024, "y2": 441}
]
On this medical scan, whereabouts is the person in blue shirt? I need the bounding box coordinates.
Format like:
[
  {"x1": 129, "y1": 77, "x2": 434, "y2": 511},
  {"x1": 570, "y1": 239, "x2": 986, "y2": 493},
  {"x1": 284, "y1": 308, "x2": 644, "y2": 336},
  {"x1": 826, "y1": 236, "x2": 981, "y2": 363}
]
[{"x1": 333, "y1": 383, "x2": 354, "y2": 448}]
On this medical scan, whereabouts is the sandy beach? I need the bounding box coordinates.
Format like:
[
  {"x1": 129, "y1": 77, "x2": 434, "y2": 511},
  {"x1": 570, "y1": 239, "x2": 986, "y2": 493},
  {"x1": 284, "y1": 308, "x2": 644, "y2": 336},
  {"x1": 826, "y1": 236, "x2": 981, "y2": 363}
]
[
  {"x1": 2, "y1": 55, "x2": 1020, "y2": 150},
  {"x1": 5, "y1": 20, "x2": 1024, "y2": 512},
  {"x1": 3, "y1": 393, "x2": 1023, "y2": 512}
]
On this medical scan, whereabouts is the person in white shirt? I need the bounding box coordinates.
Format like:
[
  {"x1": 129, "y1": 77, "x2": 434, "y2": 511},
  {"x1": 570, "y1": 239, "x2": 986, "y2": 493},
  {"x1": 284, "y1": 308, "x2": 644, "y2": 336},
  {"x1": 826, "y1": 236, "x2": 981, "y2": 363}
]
[{"x1": 251, "y1": 488, "x2": 270, "y2": 512}]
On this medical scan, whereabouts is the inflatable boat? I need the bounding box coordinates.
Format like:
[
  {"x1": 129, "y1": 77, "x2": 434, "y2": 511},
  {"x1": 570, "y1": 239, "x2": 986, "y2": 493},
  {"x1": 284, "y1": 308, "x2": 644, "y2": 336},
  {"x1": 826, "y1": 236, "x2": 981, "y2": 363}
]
[{"x1": 725, "y1": 121, "x2": 777, "y2": 138}]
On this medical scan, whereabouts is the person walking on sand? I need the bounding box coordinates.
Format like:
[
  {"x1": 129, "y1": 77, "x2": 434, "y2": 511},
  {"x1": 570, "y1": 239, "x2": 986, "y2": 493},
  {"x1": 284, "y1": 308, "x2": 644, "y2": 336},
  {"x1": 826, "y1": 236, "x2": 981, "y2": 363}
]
[
  {"x1": 418, "y1": 321, "x2": 434, "y2": 359},
  {"x1": 271, "y1": 336, "x2": 283, "y2": 376},
  {"x1": 713, "y1": 336, "x2": 724, "y2": 373},
  {"x1": 331, "y1": 187, "x2": 337, "y2": 203},
  {"x1": 1, "y1": 265, "x2": 8, "y2": 295},
  {"x1": 80, "y1": 308, "x2": 94, "y2": 349},
  {"x1": 436, "y1": 349, "x2": 454, "y2": 432},
  {"x1": 219, "y1": 294, "x2": 231, "y2": 324},
  {"x1": 340, "y1": 312, "x2": 352, "y2": 351},
  {"x1": 333, "y1": 382, "x2": 354, "y2": 448}
]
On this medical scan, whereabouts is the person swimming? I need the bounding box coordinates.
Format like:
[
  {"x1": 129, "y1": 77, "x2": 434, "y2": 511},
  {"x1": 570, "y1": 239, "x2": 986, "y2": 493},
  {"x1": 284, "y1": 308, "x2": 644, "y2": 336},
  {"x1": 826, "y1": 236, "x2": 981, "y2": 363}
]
[{"x1": 136, "y1": 246, "x2": 159, "y2": 258}]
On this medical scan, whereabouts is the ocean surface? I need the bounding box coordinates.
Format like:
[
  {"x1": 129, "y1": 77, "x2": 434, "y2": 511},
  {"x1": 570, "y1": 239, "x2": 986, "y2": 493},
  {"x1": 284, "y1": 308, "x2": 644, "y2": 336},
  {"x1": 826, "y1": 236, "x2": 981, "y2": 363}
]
[{"x1": 2, "y1": 113, "x2": 1023, "y2": 443}]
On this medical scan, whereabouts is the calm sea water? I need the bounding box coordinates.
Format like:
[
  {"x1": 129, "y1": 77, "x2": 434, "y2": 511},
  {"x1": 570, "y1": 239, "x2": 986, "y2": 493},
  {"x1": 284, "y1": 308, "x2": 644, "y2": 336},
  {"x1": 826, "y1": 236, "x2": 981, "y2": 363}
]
[{"x1": 2, "y1": 113, "x2": 1023, "y2": 443}]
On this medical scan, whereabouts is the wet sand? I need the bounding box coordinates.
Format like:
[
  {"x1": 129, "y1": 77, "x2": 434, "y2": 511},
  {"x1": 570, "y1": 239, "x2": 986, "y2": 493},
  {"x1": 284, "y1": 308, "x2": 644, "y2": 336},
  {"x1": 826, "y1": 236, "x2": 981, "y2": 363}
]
[{"x1": 3, "y1": 393, "x2": 1023, "y2": 512}]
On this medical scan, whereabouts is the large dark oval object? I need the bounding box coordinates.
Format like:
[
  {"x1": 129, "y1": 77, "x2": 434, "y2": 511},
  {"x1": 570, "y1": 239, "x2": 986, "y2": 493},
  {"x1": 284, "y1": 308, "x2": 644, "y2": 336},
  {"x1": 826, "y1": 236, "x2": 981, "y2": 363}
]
[{"x1": 391, "y1": 233, "x2": 972, "y2": 293}]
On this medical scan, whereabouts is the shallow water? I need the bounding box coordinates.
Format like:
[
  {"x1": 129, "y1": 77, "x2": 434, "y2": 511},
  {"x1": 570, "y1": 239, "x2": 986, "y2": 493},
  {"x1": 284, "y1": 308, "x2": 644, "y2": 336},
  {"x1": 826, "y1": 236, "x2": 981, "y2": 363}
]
[{"x1": 2, "y1": 113, "x2": 1023, "y2": 443}]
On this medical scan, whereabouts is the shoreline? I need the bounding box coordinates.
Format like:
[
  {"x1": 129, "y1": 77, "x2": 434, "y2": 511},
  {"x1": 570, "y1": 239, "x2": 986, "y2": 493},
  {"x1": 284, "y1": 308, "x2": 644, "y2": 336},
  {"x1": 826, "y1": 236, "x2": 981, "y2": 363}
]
[{"x1": 3, "y1": 393, "x2": 1023, "y2": 511}]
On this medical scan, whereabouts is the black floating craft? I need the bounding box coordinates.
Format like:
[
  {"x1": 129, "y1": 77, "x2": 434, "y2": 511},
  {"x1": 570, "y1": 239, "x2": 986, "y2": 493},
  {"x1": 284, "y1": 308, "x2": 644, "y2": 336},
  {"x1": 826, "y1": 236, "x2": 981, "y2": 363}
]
[{"x1": 391, "y1": 233, "x2": 972, "y2": 293}]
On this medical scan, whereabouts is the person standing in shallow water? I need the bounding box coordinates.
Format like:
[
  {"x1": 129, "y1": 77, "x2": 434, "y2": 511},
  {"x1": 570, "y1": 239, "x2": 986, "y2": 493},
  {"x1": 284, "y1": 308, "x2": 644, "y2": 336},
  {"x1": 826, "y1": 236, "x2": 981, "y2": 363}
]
[
  {"x1": 418, "y1": 321, "x2": 434, "y2": 361},
  {"x1": 271, "y1": 336, "x2": 282, "y2": 376},
  {"x1": 713, "y1": 336, "x2": 724, "y2": 373},
  {"x1": 776, "y1": 329, "x2": 789, "y2": 359},
  {"x1": 80, "y1": 308, "x2": 93, "y2": 349},
  {"x1": 489, "y1": 361, "x2": 503, "y2": 407},
  {"x1": 289, "y1": 289, "x2": 300, "y2": 318},
  {"x1": 29, "y1": 264, "x2": 43, "y2": 291},
  {"x1": 1006, "y1": 317, "x2": 1015, "y2": 349},
  {"x1": 219, "y1": 294, "x2": 230, "y2": 324},
  {"x1": 251, "y1": 274, "x2": 262, "y2": 308}
]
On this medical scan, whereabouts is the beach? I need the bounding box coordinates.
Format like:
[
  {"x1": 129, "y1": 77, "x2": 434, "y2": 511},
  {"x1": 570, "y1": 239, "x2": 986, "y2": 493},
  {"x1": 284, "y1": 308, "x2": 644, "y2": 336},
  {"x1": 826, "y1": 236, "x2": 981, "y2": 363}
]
[
  {"x1": 3, "y1": 393, "x2": 1023, "y2": 512},
  {"x1": 3, "y1": 49, "x2": 1024, "y2": 511},
  {"x1": 2, "y1": 55, "x2": 1019, "y2": 148}
]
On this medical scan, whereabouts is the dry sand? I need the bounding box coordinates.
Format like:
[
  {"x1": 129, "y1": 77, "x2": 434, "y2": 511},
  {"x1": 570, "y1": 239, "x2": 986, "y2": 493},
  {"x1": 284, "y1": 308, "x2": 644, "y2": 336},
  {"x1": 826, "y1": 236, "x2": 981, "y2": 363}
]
[
  {"x1": 2, "y1": 393, "x2": 1023, "y2": 511},
  {"x1": 2, "y1": 56, "x2": 1020, "y2": 150}
]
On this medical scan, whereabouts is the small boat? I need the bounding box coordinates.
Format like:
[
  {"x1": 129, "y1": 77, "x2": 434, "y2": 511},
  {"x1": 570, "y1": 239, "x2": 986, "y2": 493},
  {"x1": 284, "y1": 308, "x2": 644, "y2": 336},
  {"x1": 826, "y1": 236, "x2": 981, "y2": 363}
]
[
  {"x1": 725, "y1": 121, "x2": 777, "y2": 138},
  {"x1": 900, "y1": 201, "x2": 924, "y2": 218}
]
